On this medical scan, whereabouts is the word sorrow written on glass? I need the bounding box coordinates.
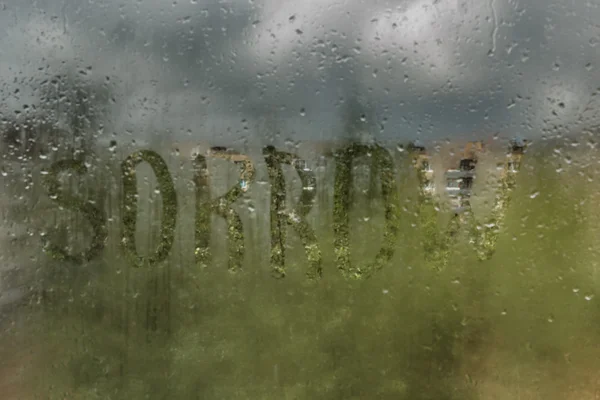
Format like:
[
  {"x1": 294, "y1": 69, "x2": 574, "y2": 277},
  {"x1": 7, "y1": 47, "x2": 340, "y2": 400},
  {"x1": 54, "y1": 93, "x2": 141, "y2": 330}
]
[{"x1": 42, "y1": 141, "x2": 527, "y2": 280}]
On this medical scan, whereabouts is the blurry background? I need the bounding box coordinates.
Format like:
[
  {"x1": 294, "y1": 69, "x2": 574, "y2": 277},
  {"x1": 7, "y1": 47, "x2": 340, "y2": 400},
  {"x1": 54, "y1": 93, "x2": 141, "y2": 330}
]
[
  {"x1": 0, "y1": 0, "x2": 599, "y2": 145},
  {"x1": 1, "y1": 0, "x2": 600, "y2": 399}
]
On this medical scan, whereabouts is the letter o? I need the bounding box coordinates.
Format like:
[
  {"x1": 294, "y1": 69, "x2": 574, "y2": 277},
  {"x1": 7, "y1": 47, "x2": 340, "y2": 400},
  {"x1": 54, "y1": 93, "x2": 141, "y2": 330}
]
[{"x1": 121, "y1": 150, "x2": 178, "y2": 268}]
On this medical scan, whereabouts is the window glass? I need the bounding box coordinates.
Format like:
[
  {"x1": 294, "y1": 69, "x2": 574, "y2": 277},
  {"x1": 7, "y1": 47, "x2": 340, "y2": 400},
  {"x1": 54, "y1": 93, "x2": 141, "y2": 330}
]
[{"x1": 1, "y1": 0, "x2": 599, "y2": 399}]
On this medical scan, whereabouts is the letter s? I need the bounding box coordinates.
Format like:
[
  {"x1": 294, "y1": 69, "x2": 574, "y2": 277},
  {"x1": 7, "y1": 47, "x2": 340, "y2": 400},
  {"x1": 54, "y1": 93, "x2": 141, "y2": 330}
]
[{"x1": 43, "y1": 159, "x2": 107, "y2": 263}]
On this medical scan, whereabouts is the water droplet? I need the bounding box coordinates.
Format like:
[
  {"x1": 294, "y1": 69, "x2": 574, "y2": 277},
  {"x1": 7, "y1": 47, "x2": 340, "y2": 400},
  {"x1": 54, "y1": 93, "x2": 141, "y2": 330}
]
[{"x1": 300, "y1": 108, "x2": 305, "y2": 116}]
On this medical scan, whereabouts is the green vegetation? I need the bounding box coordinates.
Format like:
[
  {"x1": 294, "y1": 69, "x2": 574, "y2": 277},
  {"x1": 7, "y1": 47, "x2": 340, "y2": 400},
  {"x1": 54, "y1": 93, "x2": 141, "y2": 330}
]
[
  {"x1": 264, "y1": 146, "x2": 322, "y2": 280},
  {"x1": 193, "y1": 151, "x2": 252, "y2": 272},
  {"x1": 333, "y1": 142, "x2": 400, "y2": 279},
  {"x1": 121, "y1": 150, "x2": 178, "y2": 268},
  {"x1": 2, "y1": 140, "x2": 600, "y2": 399},
  {"x1": 43, "y1": 159, "x2": 108, "y2": 263}
]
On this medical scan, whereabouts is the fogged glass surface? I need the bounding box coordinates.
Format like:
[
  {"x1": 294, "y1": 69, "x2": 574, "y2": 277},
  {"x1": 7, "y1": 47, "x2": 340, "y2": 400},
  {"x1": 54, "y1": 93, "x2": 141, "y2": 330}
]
[{"x1": 1, "y1": 0, "x2": 599, "y2": 399}]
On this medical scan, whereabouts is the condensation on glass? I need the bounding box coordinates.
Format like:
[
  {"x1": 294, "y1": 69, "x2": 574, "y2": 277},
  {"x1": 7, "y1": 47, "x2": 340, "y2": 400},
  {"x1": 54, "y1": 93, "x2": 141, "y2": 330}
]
[{"x1": 1, "y1": 0, "x2": 600, "y2": 399}]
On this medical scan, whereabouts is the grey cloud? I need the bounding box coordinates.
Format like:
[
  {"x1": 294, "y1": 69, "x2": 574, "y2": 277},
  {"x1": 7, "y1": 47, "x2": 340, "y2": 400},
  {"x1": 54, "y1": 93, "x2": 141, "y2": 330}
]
[{"x1": 0, "y1": 0, "x2": 599, "y2": 148}]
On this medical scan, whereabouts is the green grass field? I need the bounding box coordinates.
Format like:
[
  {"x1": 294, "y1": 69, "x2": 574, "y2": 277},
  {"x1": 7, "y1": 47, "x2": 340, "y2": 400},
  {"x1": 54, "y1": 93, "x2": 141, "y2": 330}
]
[{"x1": 2, "y1": 141, "x2": 600, "y2": 399}]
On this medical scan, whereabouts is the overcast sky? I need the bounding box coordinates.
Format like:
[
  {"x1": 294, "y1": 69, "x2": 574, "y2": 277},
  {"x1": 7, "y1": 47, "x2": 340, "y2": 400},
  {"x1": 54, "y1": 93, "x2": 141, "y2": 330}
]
[{"x1": 0, "y1": 0, "x2": 599, "y2": 147}]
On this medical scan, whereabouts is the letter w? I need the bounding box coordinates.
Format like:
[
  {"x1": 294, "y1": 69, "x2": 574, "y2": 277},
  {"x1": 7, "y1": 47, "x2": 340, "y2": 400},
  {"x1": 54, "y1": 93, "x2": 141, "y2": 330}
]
[{"x1": 410, "y1": 141, "x2": 527, "y2": 270}]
